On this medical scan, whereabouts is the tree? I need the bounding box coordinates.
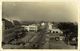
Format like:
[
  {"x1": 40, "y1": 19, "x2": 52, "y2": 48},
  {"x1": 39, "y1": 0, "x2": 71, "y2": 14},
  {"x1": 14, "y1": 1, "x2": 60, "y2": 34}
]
[
  {"x1": 57, "y1": 22, "x2": 78, "y2": 36},
  {"x1": 13, "y1": 20, "x2": 21, "y2": 26},
  {"x1": 2, "y1": 18, "x2": 14, "y2": 29}
]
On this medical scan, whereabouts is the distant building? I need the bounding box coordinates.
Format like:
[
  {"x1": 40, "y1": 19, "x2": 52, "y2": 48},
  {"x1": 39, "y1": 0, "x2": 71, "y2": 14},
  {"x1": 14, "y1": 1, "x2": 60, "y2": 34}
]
[
  {"x1": 50, "y1": 29, "x2": 63, "y2": 33},
  {"x1": 22, "y1": 24, "x2": 38, "y2": 32},
  {"x1": 48, "y1": 22, "x2": 53, "y2": 30},
  {"x1": 47, "y1": 22, "x2": 63, "y2": 34}
]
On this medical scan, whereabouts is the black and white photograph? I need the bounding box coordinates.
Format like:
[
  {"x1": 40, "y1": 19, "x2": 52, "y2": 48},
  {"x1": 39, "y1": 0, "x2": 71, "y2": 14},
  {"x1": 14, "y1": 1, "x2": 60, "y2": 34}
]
[{"x1": 2, "y1": 2, "x2": 78, "y2": 49}]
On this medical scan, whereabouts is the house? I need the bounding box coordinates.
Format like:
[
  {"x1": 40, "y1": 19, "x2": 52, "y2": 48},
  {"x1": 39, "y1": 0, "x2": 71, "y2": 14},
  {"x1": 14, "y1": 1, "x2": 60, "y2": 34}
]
[
  {"x1": 50, "y1": 28, "x2": 63, "y2": 34},
  {"x1": 22, "y1": 24, "x2": 38, "y2": 32},
  {"x1": 47, "y1": 22, "x2": 63, "y2": 34}
]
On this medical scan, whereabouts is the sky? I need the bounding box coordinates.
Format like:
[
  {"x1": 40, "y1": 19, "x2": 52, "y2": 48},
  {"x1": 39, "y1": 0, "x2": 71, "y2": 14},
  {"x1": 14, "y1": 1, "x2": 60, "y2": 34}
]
[{"x1": 2, "y1": 2, "x2": 78, "y2": 22}]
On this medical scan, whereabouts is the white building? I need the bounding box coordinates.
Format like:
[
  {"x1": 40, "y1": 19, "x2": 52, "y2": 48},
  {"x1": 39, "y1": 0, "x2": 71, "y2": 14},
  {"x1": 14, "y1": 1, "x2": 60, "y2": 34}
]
[
  {"x1": 48, "y1": 22, "x2": 63, "y2": 34},
  {"x1": 22, "y1": 24, "x2": 38, "y2": 32},
  {"x1": 48, "y1": 22, "x2": 53, "y2": 30},
  {"x1": 50, "y1": 29, "x2": 63, "y2": 33}
]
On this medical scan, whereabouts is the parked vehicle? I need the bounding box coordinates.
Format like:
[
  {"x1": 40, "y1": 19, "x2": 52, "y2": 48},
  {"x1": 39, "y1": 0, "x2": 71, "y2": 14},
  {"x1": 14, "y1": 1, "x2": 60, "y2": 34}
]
[
  {"x1": 64, "y1": 32, "x2": 78, "y2": 46},
  {"x1": 69, "y1": 37, "x2": 77, "y2": 45},
  {"x1": 49, "y1": 33, "x2": 64, "y2": 41}
]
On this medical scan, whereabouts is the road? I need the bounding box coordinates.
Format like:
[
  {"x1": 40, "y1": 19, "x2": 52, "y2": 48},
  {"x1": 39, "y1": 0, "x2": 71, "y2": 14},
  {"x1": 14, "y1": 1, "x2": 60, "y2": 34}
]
[
  {"x1": 2, "y1": 32, "x2": 77, "y2": 49},
  {"x1": 41, "y1": 33, "x2": 76, "y2": 49}
]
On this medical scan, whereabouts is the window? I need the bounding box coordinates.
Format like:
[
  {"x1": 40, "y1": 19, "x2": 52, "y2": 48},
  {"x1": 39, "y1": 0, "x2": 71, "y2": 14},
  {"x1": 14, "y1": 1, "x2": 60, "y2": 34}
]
[
  {"x1": 30, "y1": 27, "x2": 34, "y2": 29},
  {"x1": 53, "y1": 31, "x2": 55, "y2": 33},
  {"x1": 56, "y1": 31, "x2": 58, "y2": 33}
]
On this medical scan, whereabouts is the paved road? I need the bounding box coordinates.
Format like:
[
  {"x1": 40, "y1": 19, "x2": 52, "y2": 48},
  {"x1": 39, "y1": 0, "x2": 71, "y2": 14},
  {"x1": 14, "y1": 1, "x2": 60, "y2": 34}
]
[
  {"x1": 2, "y1": 32, "x2": 77, "y2": 49},
  {"x1": 49, "y1": 40, "x2": 69, "y2": 49},
  {"x1": 41, "y1": 34, "x2": 76, "y2": 49}
]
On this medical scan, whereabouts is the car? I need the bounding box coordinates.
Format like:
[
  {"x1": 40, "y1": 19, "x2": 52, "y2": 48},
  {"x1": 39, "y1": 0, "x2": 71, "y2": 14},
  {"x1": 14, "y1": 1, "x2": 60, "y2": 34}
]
[{"x1": 69, "y1": 37, "x2": 77, "y2": 46}]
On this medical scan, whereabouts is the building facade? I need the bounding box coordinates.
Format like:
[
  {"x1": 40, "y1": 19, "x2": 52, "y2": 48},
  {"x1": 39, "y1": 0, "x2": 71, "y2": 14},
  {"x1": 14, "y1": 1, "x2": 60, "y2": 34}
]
[{"x1": 22, "y1": 24, "x2": 38, "y2": 32}]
